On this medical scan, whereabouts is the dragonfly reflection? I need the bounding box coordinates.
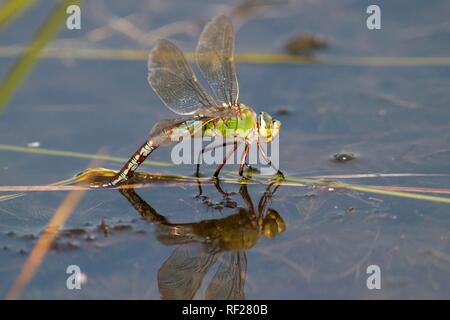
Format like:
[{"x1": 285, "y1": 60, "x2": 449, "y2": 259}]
[{"x1": 119, "y1": 182, "x2": 285, "y2": 299}]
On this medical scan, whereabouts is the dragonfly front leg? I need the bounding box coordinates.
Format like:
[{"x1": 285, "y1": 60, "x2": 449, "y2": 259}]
[
  {"x1": 257, "y1": 142, "x2": 284, "y2": 178},
  {"x1": 93, "y1": 140, "x2": 158, "y2": 188}
]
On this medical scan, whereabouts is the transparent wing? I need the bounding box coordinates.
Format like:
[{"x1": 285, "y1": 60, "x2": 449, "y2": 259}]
[
  {"x1": 148, "y1": 107, "x2": 237, "y2": 145},
  {"x1": 148, "y1": 39, "x2": 217, "y2": 115},
  {"x1": 205, "y1": 251, "x2": 247, "y2": 300},
  {"x1": 196, "y1": 15, "x2": 239, "y2": 106},
  {"x1": 149, "y1": 117, "x2": 193, "y2": 143},
  {"x1": 157, "y1": 244, "x2": 218, "y2": 299}
]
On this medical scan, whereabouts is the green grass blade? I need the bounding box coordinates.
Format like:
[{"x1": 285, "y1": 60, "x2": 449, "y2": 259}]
[
  {"x1": 332, "y1": 182, "x2": 450, "y2": 205},
  {"x1": 0, "y1": 0, "x2": 82, "y2": 114},
  {"x1": 1, "y1": 47, "x2": 450, "y2": 66},
  {"x1": 1, "y1": 143, "x2": 449, "y2": 205},
  {"x1": 0, "y1": 0, "x2": 38, "y2": 30},
  {"x1": 0, "y1": 143, "x2": 172, "y2": 167}
]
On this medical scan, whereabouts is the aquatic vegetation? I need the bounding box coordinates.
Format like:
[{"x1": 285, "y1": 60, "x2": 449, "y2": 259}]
[{"x1": 0, "y1": 0, "x2": 83, "y2": 114}]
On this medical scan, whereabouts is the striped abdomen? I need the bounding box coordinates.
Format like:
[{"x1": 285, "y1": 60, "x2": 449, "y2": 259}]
[{"x1": 99, "y1": 140, "x2": 157, "y2": 187}]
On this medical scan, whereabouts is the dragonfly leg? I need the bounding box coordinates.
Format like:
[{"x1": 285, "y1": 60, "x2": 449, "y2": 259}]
[
  {"x1": 213, "y1": 139, "x2": 238, "y2": 178},
  {"x1": 195, "y1": 141, "x2": 231, "y2": 177},
  {"x1": 244, "y1": 162, "x2": 260, "y2": 173},
  {"x1": 196, "y1": 141, "x2": 234, "y2": 198},
  {"x1": 212, "y1": 178, "x2": 235, "y2": 197},
  {"x1": 93, "y1": 140, "x2": 157, "y2": 188},
  {"x1": 257, "y1": 142, "x2": 284, "y2": 178},
  {"x1": 239, "y1": 183, "x2": 256, "y2": 213},
  {"x1": 238, "y1": 143, "x2": 251, "y2": 178},
  {"x1": 195, "y1": 176, "x2": 236, "y2": 207}
]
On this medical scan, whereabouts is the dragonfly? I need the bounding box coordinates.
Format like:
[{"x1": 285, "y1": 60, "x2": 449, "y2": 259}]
[{"x1": 95, "y1": 15, "x2": 283, "y2": 188}]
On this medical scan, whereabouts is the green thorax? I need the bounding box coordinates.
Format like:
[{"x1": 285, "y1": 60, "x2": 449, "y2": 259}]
[
  {"x1": 203, "y1": 104, "x2": 256, "y2": 139},
  {"x1": 164, "y1": 104, "x2": 256, "y2": 142}
]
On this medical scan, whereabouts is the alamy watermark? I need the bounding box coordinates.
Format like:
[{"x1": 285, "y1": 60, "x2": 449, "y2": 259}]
[
  {"x1": 168, "y1": 125, "x2": 281, "y2": 175},
  {"x1": 366, "y1": 5, "x2": 381, "y2": 30},
  {"x1": 366, "y1": 264, "x2": 381, "y2": 290},
  {"x1": 66, "y1": 5, "x2": 81, "y2": 30},
  {"x1": 66, "y1": 265, "x2": 87, "y2": 290}
]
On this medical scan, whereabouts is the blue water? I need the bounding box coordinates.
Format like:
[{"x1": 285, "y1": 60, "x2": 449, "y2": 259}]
[{"x1": 0, "y1": 0, "x2": 449, "y2": 299}]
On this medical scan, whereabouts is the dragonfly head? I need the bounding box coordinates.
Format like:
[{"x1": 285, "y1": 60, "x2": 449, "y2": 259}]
[
  {"x1": 261, "y1": 209, "x2": 286, "y2": 238},
  {"x1": 257, "y1": 112, "x2": 281, "y2": 143}
]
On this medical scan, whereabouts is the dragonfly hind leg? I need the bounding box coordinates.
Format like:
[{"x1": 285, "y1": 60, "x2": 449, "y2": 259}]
[
  {"x1": 213, "y1": 140, "x2": 238, "y2": 179},
  {"x1": 195, "y1": 141, "x2": 231, "y2": 177}
]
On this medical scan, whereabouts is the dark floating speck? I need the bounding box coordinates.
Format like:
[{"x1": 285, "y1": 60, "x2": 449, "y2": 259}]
[
  {"x1": 275, "y1": 106, "x2": 293, "y2": 116},
  {"x1": 332, "y1": 153, "x2": 356, "y2": 162},
  {"x1": 112, "y1": 224, "x2": 133, "y2": 232},
  {"x1": 346, "y1": 207, "x2": 357, "y2": 214},
  {"x1": 52, "y1": 240, "x2": 80, "y2": 252},
  {"x1": 61, "y1": 228, "x2": 88, "y2": 237},
  {"x1": 99, "y1": 218, "x2": 110, "y2": 237},
  {"x1": 22, "y1": 233, "x2": 36, "y2": 240},
  {"x1": 284, "y1": 33, "x2": 328, "y2": 55}
]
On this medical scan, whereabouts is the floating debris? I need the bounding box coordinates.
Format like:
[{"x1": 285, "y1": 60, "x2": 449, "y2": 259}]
[
  {"x1": 346, "y1": 207, "x2": 357, "y2": 214},
  {"x1": 332, "y1": 153, "x2": 356, "y2": 163},
  {"x1": 26, "y1": 141, "x2": 41, "y2": 148},
  {"x1": 99, "y1": 218, "x2": 110, "y2": 237},
  {"x1": 284, "y1": 33, "x2": 328, "y2": 55},
  {"x1": 275, "y1": 106, "x2": 294, "y2": 116},
  {"x1": 21, "y1": 233, "x2": 36, "y2": 240},
  {"x1": 60, "y1": 228, "x2": 89, "y2": 237},
  {"x1": 112, "y1": 224, "x2": 133, "y2": 232}
]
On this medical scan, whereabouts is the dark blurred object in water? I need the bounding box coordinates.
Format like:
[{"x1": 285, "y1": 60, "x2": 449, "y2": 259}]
[
  {"x1": 274, "y1": 105, "x2": 294, "y2": 116},
  {"x1": 332, "y1": 153, "x2": 356, "y2": 163},
  {"x1": 230, "y1": 0, "x2": 287, "y2": 23},
  {"x1": 284, "y1": 33, "x2": 328, "y2": 55}
]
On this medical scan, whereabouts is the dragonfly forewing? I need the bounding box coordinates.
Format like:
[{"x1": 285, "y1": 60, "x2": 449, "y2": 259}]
[
  {"x1": 148, "y1": 39, "x2": 217, "y2": 115},
  {"x1": 196, "y1": 15, "x2": 239, "y2": 106}
]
